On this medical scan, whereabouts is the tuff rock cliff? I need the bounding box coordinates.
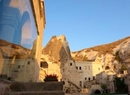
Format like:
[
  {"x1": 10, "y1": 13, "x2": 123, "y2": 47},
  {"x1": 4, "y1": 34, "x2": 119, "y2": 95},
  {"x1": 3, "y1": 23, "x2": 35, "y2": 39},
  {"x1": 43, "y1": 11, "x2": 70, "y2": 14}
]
[
  {"x1": 42, "y1": 35, "x2": 130, "y2": 73},
  {"x1": 42, "y1": 35, "x2": 73, "y2": 65},
  {"x1": 71, "y1": 36, "x2": 130, "y2": 73},
  {"x1": 40, "y1": 35, "x2": 130, "y2": 93}
]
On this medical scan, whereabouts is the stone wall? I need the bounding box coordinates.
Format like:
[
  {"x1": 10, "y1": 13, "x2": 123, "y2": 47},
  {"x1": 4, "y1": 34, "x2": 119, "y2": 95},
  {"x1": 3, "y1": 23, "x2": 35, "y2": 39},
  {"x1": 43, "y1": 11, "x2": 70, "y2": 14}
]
[
  {"x1": 31, "y1": 0, "x2": 46, "y2": 68},
  {"x1": 9, "y1": 82, "x2": 63, "y2": 92},
  {"x1": 0, "y1": 80, "x2": 64, "y2": 95}
]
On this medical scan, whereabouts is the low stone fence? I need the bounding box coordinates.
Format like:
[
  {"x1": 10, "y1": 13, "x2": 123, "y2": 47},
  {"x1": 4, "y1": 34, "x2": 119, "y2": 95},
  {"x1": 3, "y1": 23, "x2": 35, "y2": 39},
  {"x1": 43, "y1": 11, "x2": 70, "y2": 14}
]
[
  {"x1": 0, "y1": 79, "x2": 64, "y2": 95},
  {"x1": 10, "y1": 81, "x2": 63, "y2": 91}
]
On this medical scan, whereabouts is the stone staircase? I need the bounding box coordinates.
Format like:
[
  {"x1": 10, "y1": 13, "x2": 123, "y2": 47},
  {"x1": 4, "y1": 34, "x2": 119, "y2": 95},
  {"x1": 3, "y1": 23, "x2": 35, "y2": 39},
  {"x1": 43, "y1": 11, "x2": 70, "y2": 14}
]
[{"x1": 4, "y1": 81, "x2": 65, "y2": 95}]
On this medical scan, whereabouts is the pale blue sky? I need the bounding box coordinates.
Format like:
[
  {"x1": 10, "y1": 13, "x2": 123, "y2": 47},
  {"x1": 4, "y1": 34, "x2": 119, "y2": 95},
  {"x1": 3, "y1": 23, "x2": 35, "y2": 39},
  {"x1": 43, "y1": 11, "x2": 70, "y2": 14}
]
[{"x1": 43, "y1": 0, "x2": 130, "y2": 52}]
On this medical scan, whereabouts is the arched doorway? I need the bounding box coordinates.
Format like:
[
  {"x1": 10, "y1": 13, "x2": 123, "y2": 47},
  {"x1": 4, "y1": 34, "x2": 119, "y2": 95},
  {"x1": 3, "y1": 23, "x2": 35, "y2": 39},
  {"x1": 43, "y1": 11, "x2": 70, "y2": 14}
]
[{"x1": 94, "y1": 89, "x2": 101, "y2": 94}]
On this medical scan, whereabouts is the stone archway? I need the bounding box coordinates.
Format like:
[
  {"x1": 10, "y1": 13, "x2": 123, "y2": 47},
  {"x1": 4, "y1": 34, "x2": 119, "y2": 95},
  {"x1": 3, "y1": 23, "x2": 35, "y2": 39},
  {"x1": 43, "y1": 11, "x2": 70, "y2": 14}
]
[
  {"x1": 94, "y1": 89, "x2": 101, "y2": 94},
  {"x1": 21, "y1": 11, "x2": 31, "y2": 48}
]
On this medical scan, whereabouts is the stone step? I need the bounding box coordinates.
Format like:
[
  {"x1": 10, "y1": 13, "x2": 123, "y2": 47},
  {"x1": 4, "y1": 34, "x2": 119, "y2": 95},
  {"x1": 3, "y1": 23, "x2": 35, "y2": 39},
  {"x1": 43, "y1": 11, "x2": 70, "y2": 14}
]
[{"x1": 4, "y1": 91, "x2": 64, "y2": 95}]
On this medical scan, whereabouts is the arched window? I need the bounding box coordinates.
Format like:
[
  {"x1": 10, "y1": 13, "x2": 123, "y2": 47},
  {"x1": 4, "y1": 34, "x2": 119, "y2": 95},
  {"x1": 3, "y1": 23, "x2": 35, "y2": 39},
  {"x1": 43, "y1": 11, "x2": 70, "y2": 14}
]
[
  {"x1": 88, "y1": 77, "x2": 90, "y2": 81},
  {"x1": 79, "y1": 66, "x2": 82, "y2": 70},
  {"x1": 70, "y1": 63, "x2": 72, "y2": 66},
  {"x1": 93, "y1": 76, "x2": 95, "y2": 80},
  {"x1": 79, "y1": 81, "x2": 82, "y2": 87}
]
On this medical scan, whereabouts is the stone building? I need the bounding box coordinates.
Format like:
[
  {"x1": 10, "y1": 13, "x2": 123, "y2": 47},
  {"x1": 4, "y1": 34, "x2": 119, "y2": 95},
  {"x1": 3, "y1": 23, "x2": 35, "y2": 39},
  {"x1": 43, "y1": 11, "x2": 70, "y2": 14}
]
[
  {"x1": 0, "y1": 0, "x2": 46, "y2": 82},
  {"x1": 39, "y1": 59, "x2": 62, "y2": 82},
  {"x1": 75, "y1": 61, "x2": 103, "y2": 88}
]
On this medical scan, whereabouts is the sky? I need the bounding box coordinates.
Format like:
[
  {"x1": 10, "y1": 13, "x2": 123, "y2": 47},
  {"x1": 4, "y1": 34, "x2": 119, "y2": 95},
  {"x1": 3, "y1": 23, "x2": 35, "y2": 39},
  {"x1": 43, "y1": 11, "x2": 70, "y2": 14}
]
[{"x1": 43, "y1": 0, "x2": 130, "y2": 52}]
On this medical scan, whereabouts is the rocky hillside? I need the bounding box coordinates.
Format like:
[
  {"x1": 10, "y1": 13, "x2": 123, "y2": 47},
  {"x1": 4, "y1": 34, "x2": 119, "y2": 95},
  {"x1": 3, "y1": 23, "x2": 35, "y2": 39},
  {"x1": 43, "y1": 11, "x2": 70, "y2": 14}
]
[
  {"x1": 71, "y1": 36, "x2": 130, "y2": 61},
  {"x1": 42, "y1": 35, "x2": 130, "y2": 73},
  {"x1": 71, "y1": 36, "x2": 130, "y2": 72}
]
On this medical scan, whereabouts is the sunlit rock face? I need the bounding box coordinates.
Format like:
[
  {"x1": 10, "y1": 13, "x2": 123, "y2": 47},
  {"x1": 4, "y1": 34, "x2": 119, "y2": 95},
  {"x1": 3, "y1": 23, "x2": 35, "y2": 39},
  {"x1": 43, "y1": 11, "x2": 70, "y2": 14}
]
[
  {"x1": 42, "y1": 35, "x2": 72, "y2": 65},
  {"x1": 41, "y1": 35, "x2": 130, "y2": 94},
  {"x1": 41, "y1": 35, "x2": 81, "y2": 92},
  {"x1": 41, "y1": 35, "x2": 73, "y2": 76},
  {"x1": 72, "y1": 36, "x2": 130, "y2": 73}
]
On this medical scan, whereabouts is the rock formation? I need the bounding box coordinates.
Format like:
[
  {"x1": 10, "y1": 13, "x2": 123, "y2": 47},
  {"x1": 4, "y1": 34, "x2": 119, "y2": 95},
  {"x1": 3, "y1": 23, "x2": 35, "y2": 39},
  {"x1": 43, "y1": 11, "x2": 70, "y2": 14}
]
[
  {"x1": 42, "y1": 35, "x2": 72, "y2": 65},
  {"x1": 71, "y1": 36, "x2": 130, "y2": 73},
  {"x1": 41, "y1": 35, "x2": 81, "y2": 92},
  {"x1": 41, "y1": 35, "x2": 130, "y2": 93}
]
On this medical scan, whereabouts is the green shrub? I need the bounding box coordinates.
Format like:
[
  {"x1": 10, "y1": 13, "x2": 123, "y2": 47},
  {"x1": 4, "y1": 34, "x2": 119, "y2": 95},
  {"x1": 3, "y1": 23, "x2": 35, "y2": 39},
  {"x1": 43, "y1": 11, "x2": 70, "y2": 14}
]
[
  {"x1": 101, "y1": 84, "x2": 107, "y2": 93},
  {"x1": 114, "y1": 77, "x2": 128, "y2": 93}
]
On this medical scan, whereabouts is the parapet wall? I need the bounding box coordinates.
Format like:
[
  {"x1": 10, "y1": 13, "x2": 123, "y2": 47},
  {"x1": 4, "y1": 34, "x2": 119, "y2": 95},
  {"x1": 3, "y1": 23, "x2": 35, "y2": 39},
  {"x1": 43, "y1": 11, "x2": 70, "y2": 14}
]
[
  {"x1": 2, "y1": 81, "x2": 64, "y2": 95},
  {"x1": 10, "y1": 82, "x2": 63, "y2": 92}
]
